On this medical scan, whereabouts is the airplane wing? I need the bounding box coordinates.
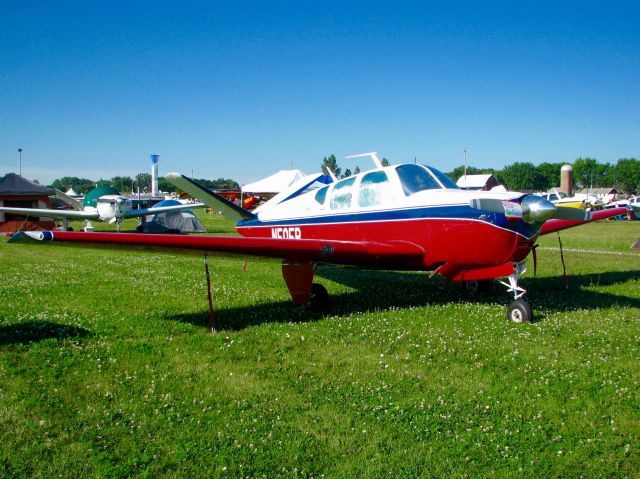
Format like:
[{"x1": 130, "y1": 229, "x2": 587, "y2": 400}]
[
  {"x1": 165, "y1": 173, "x2": 255, "y2": 222},
  {"x1": 0, "y1": 206, "x2": 98, "y2": 220},
  {"x1": 540, "y1": 207, "x2": 630, "y2": 235},
  {"x1": 8, "y1": 231, "x2": 426, "y2": 269},
  {"x1": 122, "y1": 202, "x2": 206, "y2": 219}
]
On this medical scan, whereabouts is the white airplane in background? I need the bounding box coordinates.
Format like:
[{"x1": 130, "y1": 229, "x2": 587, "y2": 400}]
[{"x1": 0, "y1": 191, "x2": 205, "y2": 231}]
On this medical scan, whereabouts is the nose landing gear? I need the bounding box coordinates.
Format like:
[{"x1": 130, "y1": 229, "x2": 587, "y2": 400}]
[{"x1": 499, "y1": 263, "x2": 534, "y2": 323}]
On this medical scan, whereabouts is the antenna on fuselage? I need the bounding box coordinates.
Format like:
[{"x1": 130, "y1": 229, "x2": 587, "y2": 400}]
[{"x1": 346, "y1": 152, "x2": 383, "y2": 169}]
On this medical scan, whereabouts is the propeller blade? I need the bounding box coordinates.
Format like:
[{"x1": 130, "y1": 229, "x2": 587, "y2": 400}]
[{"x1": 553, "y1": 207, "x2": 591, "y2": 221}]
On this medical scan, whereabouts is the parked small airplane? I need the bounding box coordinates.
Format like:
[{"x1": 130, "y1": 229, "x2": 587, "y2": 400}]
[
  {"x1": 606, "y1": 196, "x2": 640, "y2": 220},
  {"x1": 0, "y1": 186, "x2": 205, "y2": 231},
  {"x1": 8, "y1": 154, "x2": 629, "y2": 322},
  {"x1": 542, "y1": 190, "x2": 603, "y2": 211}
]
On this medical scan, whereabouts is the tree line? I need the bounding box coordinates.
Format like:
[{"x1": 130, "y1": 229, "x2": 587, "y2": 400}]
[
  {"x1": 49, "y1": 174, "x2": 239, "y2": 195},
  {"x1": 322, "y1": 155, "x2": 640, "y2": 194},
  {"x1": 48, "y1": 155, "x2": 640, "y2": 195}
]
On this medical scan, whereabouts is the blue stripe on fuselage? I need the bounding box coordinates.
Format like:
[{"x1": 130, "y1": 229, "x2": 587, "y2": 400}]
[{"x1": 238, "y1": 204, "x2": 541, "y2": 239}]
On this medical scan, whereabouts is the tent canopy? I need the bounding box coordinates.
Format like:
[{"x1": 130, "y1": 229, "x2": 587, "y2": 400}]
[{"x1": 242, "y1": 169, "x2": 305, "y2": 194}]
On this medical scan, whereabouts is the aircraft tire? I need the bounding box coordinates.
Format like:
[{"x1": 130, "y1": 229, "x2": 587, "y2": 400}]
[
  {"x1": 507, "y1": 299, "x2": 533, "y2": 323},
  {"x1": 307, "y1": 283, "x2": 330, "y2": 311}
]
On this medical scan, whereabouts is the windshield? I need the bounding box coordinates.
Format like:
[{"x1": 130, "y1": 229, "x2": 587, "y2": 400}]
[
  {"x1": 396, "y1": 164, "x2": 442, "y2": 196},
  {"x1": 424, "y1": 166, "x2": 459, "y2": 189}
]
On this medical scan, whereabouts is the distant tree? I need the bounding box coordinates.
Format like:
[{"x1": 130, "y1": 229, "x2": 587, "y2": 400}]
[
  {"x1": 353, "y1": 166, "x2": 361, "y2": 175},
  {"x1": 50, "y1": 176, "x2": 95, "y2": 194},
  {"x1": 498, "y1": 162, "x2": 545, "y2": 191},
  {"x1": 342, "y1": 168, "x2": 352, "y2": 178},
  {"x1": 158, "y1": 177, "x2": 178, "y2": 193},
  {"x1": 599, "y1": 162, "x2": 617, "y2": 188},
  {"x1": 536, "y1": 162, "x2": 564, "y2": 191},
  {"x1": 572, "y1": 158, "x2": 597, "y2": 189},
  {"x1": 194, "y1": 178, "x2": 239, "y2": 189},
  {"x1": 321, "y1": 155, "x2": 341, "y2": 178},
  {"x1": 615, "y1": 158, "x2": 640, "y2": 194},
  {"x1": 135, "y1": 173, "x2": 152, "y2": 192},
  {"x1": 381, "y1": 157, "x2": 390, "y2": 167},
  {"x1": 110, "y1": 176, "x2": 133, "y2": 194}
]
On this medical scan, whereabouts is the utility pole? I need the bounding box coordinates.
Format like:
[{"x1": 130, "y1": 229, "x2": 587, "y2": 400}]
[
  {"x1": 18, "y1": 148, "x2": 23, "y2": 176},
  {"x1": 463, "y1": 147, "x2": 467, "y2": 183}
]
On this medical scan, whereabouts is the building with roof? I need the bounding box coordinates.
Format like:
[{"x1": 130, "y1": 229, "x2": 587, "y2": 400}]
[
  {"x1": 456, "y1": 174, "x2": 501, "y2": 191},
  {"x1": 0, "y1": 173, "x2": 56, "y2": 232}
]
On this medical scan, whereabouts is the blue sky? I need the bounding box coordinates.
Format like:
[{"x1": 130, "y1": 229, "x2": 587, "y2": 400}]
[{"x1": 1, "y1": 1, "x2": 639, "y2": 186}]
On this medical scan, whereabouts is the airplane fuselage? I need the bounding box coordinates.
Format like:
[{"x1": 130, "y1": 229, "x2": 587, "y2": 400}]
[
  {"x1": 235, "y1": 164, "x2": 540, "y2": 279},
  {"x1": 94, "y1": 195, "x2": 130, "y2": 222}
]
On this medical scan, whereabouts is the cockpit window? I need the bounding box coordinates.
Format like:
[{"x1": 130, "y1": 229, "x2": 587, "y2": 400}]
[
  {"x1": 358, "y1": 171, "x2": 391, "y2": 207},
  {"x1": 425, "y1": 166, "x2": 459, "y2": 189},
  {"x1": 329, "y1": 177, "x2": 356, "y2": 210},
  {"x1": 396, "y1": 164, "x2": 441, "y2": 196}
]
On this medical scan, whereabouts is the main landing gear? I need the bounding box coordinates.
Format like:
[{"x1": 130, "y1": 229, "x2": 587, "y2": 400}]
[{"x1": 499, "y1": 263, "x2": 534, "y2": 323}]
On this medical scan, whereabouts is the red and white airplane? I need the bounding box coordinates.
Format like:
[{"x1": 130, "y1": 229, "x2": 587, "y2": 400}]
[{"x1": 8, "y1": 153, "x2": 629, "y2": 323}]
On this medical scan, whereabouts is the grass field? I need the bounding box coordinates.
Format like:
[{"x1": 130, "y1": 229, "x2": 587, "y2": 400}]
[{"x1": 1, "y1": 214, "x2": 639, "y2": 478}]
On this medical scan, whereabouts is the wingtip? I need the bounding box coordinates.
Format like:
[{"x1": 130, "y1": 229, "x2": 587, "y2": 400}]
[{"x1": 7, "y1": 230, "x2": 55, "y2": 243}]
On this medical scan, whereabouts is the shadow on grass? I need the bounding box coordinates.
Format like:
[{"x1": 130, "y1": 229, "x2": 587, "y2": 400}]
[
  {"x1": 0, "y1": 321, "x2": 92, "y2": 346},
  {"x1": 166, "y1": 267, "x2": 640, "y2": 331}
]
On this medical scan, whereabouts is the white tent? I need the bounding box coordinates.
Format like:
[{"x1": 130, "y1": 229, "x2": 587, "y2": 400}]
[
  {"x1": 242, "y1": 169, "x2": 306, "y2": 194},
  {"x1": 65, "y1": 187, "x2": 80, "y2": 196}
]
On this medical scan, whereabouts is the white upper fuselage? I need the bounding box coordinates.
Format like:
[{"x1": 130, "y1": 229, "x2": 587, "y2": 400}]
[{"x1": 253, "y1": 163, "x2": 521, "y2": 223}]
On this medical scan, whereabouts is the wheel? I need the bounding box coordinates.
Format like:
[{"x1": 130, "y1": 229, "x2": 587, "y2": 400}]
[
  {"x1": 463, "y1": 279, "x2": 490, "y2": 295},
  {"x1": 307, "y1": 283, "x2": 330, "y2": 311},
  {"x1": 507, "y1": 299, "x2": 533, "y2": 323}
]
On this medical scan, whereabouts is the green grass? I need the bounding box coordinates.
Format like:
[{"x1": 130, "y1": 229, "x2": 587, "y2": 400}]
[{"x1": 1, "y1": 217, "x2": 639, "y2": 478}]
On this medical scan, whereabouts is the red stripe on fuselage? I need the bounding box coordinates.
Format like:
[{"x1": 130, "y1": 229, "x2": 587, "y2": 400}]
[{"x1": 237, "y1": 218, "x2": 535, "y2": 271}]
